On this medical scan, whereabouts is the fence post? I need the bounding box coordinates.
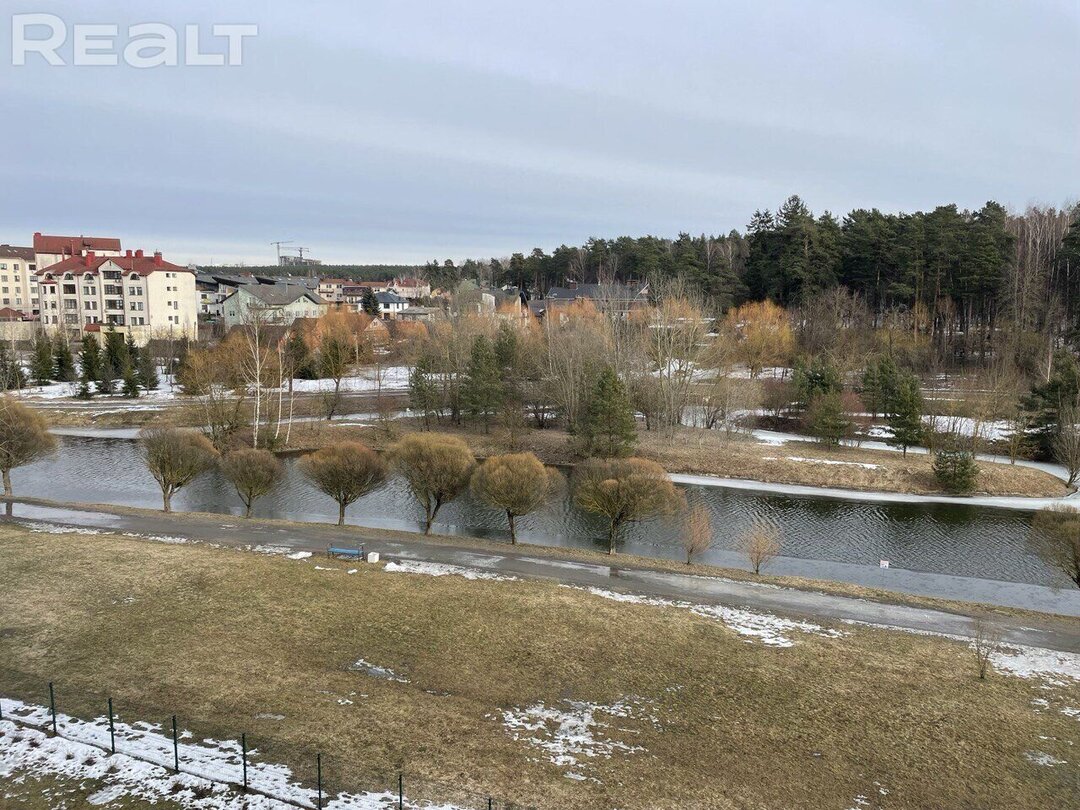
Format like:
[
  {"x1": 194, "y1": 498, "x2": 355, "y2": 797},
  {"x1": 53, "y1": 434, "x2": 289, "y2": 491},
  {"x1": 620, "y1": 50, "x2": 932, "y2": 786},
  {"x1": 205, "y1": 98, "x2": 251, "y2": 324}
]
[
  {"x1": 398, "y1": 773, "x2": 403, "y2": 809},
  {"x1": 48, "y1": 682, "x2": 56, "y2": 735},
  {"x1": 241, "y1": 733, "x2": 248, "y2": 792},
  {"x1": 316, "y1": 753, "x2": 322, "y2": 809},
  {"x1": 107, "y1": 698, "x2": 115, "y2": 754},
  {"x1": 171, "y1": 715, "x2": 179, "y2": 773}
]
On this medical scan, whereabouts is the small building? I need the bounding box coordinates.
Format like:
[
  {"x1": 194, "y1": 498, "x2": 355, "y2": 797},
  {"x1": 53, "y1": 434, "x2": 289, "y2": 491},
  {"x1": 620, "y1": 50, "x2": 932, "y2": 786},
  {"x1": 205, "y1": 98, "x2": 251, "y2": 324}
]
[
  {"x1": 221, "y1": 283, "x2": 328, "y2": 328},
  {"x1": 375, "y1": 290, "x2": 408, "y2": 318},
  {"x1": 399, "y1": 306, "x2": 443, "y2": 322},
  {"x1": 536, "y1": 281, "x2": 649, "y2": 319},
  {"x1": 391, "y1": 277, "x2": 431, "y2": 300}
]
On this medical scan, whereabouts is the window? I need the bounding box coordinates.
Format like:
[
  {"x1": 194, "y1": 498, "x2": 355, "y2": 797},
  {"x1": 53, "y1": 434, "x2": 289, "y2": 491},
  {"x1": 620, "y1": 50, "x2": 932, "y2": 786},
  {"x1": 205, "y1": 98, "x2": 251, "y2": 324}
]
[
  {"x1": 1, "y1": 288, "x2": 7, "y2": 294},
  {"x1": 106, "y1": 299, "x2": 123, "y2": 310},
  {"x1": 128, "y1": 286, "x2": 142, "y2": 296},
  {"x1": 1, "y1": 275, "x2": 7, "y2": 282},
  {"x1": 64, "y1": 314, "x2": 79, "y2": 325},
  {"x1": 129, "y1": 301, "x2": 143, "y2": 311},
  {"x1": 63, "y1": 284, "x2": 76, "y2": 295},
  {"x1": 103, "y1": 271, "x2": 121, "y2": 281},
  {"x1": 64, "y1": 300, "x2": 78, "y2": 310},
  {"x1": 83, "y1": 287, "x2": 95, "y2": 296},
  {"x1": 85, "y1": 301, "x2": 97, "y2": 310},
  {"x1": 85, "y1": 315, "x2": 99, "y2": 325},
  {"x1": 1, "y1": 299, "x2": 7, "y2": 306},
  {"x1": 103, "y1": 285, "x2": 123, "y2": 296}
]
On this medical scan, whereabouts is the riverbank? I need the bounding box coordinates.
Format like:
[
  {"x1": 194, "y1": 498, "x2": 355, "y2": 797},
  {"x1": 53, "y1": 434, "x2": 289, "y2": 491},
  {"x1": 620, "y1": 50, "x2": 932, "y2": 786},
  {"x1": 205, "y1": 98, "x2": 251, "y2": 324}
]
[
  {"x1": 1, "y1": 522, "x2": 1077, "y2": 809},
  {"x1": 293, "y1": 417, "x2": 1070, "y2": 499},
  {"x1": 8, "y1": 497, "x2": 1080, "y2": 621}
]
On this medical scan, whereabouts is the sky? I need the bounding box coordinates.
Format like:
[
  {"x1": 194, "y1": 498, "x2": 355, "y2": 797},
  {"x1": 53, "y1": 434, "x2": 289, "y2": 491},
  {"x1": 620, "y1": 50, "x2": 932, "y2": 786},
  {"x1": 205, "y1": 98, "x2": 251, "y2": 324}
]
[{"x1": 1, "y1": 0, "x2": 1077, "y2": 266}]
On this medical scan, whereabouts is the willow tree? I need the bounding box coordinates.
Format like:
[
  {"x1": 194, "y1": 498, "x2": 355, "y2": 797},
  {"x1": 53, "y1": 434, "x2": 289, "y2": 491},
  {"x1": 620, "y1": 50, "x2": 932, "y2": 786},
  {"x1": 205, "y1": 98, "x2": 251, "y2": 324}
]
[
  {"x1": 299, "y1": 441, "x2": 386, "y2": 526},
  {"x1": 573, "y1": 457, "x2": 684, "y2": 554},
  {"x1": 391, "y1": 432, "x2": 475, "y2": 534},
  {"x1": 138, "y1": 427, "x2": 218, "y2": 512},
  {"x1": 0, "y1": 397, "x2": 57, "y2": 496},
  {"x1": 470, "y1": 452, "x2": 563, "y2": 542},
  {"x1": 220, "y1": 447, "x2": 285, "y2": 518}
]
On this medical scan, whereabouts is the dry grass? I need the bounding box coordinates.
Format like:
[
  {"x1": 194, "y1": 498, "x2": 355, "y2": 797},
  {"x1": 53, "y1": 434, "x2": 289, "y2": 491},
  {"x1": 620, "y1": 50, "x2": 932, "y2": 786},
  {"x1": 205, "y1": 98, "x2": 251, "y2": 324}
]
[
  {"x1": 1, "y1": 525, "x2": 1077, "y2": 809},
  {"x1": 294, "y1": 419, "x2": 1068, "y2": 499}
]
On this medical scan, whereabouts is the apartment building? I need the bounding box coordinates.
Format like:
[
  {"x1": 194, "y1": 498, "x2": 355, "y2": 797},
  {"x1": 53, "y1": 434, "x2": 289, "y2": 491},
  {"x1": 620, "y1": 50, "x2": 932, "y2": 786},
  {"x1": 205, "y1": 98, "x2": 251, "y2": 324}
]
[
  {"x1": 36, "y1": 249, "x2": 197, "y2": 344},
  {"x1": 0, "y1": 245, "x2": 36, "y2": 315}
]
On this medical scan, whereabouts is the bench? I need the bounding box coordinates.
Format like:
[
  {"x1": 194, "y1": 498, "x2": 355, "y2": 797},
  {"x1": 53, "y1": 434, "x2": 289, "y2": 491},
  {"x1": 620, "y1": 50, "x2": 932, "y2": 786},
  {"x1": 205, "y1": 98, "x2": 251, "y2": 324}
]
[{"x1": 327, "y1": 544, "x2": 365, "y2": 560}]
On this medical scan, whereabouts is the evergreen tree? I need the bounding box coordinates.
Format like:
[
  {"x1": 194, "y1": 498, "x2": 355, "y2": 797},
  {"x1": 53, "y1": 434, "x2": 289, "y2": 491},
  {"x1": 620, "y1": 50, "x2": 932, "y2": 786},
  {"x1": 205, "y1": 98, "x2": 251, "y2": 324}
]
[
  {"x1": 1023, "y1": 350, "x2": 1080, "y2": 459},
  {"x1": 861, "y1": 355, "x2": 900, "y2": 417},
  {"x1": 805, "y1": 392, "x2": 851, "y2": 446},
  {"x1": 76, "y1": 370, "x2": 94, "y2": 399},
  {"x1": 463, "y1": 335, "x2": 502, "y2": 432},
  {"x1": 792, "y1": 356, "x2": 841, "y2": 410},
  {"x1": 581, "y1": 366, "x2": 637, "y2": 457},
  {"x1": 79, "y1": 335, "x2": 101, "y2": 383},
  {"x1": 361, "y1": 288, "x2": 381, "y2": 318},
  {"x1": 52, "y1": 336, "x2": 76, "y2": 382},
  {"x1": 30, "y1": 332, "x2": 54, "y2": 385},
  {"x1": 408, "y1": 355, "x2": 440, "y2": 428},
  {"x1": 887, "y1": 373, "x2": 924, "y2": 455},
  {"x1": 104, "y1": 329, "x2": 128, "y2": 377},
  {"x1": 98, "y1": 359, "x2": 117, "y2": 395},
  {"x1": 283, "y1": 328, "x2": 316, "y2": 380},
  {"x1": 934, "y1": 445, "x2": 979, "y2": 494},
  {"x1": 125, "y1": 332, "x2": 140, "y2": 370},
  {"x1": 121, "y1": 363, "x2": 141, "y2": 398},
  {"x1": 137, "y1": 349, "x2": 160, "y2": 392},
  {"x1": 0, "y1": 342, "x2": 26, "y2": 391}
]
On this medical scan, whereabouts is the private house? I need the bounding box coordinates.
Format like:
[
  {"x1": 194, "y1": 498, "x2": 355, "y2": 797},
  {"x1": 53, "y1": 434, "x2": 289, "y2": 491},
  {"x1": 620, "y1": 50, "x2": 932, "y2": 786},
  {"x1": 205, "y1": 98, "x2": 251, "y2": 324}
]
[
  {"x1": 375, "y1": 290, "x2": 408, "y2": 318},
  {"x1": 221, "y1": 283, "x2": 328, "y2": 327},
  {"x1": 36, "y1": 249, "x2": 197, "y2": 344},
  {"x1": 391, "y1": 277, "x2": 431, "y2": 300},
  {"x1": 530, "y1": 281, "x2": 649, "y2": 319}
]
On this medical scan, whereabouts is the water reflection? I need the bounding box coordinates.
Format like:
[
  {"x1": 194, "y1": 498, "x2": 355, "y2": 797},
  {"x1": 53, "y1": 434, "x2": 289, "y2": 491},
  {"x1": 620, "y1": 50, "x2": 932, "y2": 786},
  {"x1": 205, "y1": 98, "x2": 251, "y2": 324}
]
[{"x1": 13, "y1": 436, "x2": 1054, "y2": 586}]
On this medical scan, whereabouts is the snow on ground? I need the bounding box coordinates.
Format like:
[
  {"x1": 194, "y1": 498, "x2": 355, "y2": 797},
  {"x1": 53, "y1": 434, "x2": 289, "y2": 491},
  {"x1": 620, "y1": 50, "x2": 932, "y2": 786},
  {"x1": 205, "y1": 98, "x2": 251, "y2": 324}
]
[
  {"x1": 762, "y1": 455, "x2": 880, "y2": 470},
  {"x1": 20, "y1": 521, "x2": 188, "y2": 545},
  {"x1": 500, "y1": 697, "x2": 658, "y2": 779},
  {"x1": 284, "y1": 367, "x2": 410, "y2": 394},
  {"x1": 1024, "y1": 751, "x2": 1067, "y2": 767},
  {"x1": 0, "y1": 700, "x2": 465, "y2": 809},
  {"x1": 573, "y1": 586, "x2": 843, "y2": 647},
  {"x1": 842, "y1": 620, "x2": 1080, "y2": 684},
  {"x1": 349, "y1": 659, "x2": 409, "y2": 683},
  {"x1": 383, "y1": 560, "x2": 518, "y2": 582}
]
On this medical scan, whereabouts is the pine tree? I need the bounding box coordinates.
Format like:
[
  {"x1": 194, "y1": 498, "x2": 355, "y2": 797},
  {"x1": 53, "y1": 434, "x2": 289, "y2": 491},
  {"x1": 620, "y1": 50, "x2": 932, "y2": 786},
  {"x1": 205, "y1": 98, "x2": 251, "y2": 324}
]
[
  {"x1": 861, "y1": 355, "x2": 900, "y2": 417},
  {"x1": 283, "y1": 328, "x2": 316, "y2": 380},
  {"x1": 0, "y1": 342, "x2": 26, "y2": 391},
  {"x1": 934, "y1": 445, "x2": 979, "y2": 494},
  {"x1": 361, "y1": 288, "x2": 381, "y2": 318},
  {"x1": 887, "y1": 373, "x2": 924, "y2": 455},
  {"x1": 104, "y1": 329, "x2": 128, "y2": 377},
  {"x1": 80, "y1": 335, "x2": 101, "y2": 383},
  {"x1": 30, "y1": 332, "x2": 54, "y2": 385},
  {"x1": 125, "y1": 332, "x2": 140, "y2": 370},
  {"x1": 98, "y1": 359, "x2": 117, "y2": 395},
  {"x1": 792, "y1": 356, "x2": 841, "y2": 410},
  {"x1": 52, "y1": 336, "x2": 76, "y2": 382},
  {"x1": 137, "y1": 350, "x2": 160, "y2": 392},
  {"x1": 805, "y1": 391, "x2": 851, "y2": 446},
  {"x1": 463, "y1": 335, "x2": 502, "y2": 432},
  {"x1": 581, "y1": 366, "x2": 637, "y2": 457},
  {"x1": 121, "y1": 363, "x2": 141, "y2": 398},
  {"x1": 76, "y1": 371, "x2": 94, "y2": 399},
  {"x1": 408, "y1": 355, "x2": 440, "y2": 429}
]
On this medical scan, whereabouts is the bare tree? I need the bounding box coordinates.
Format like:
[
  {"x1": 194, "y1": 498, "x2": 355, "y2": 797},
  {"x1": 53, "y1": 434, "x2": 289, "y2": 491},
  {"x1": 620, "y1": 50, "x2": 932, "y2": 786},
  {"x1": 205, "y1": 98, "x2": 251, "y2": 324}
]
[
  {"x1": 641, "y1": 281, "x2": 710, "y2": 436},
  {"x1": 470, "y1": 452, "x2": 564, "y2": 543},
  {"x1": 220, "y1": 447, "x2": 285, "y2": 518},
  {"x1": 391, "y1": 432, "x2": 476, "y2": 533},
  {"x1": 1053, "y1": 406, "x2": 1080, "y2": 487},
  {"x1": 176, "y1": 339, "x2": 247, "y2": 451},
  {"x1": 1030, "y1": 506, "x2": 1080, "y2": 588},
  {"x1": 971, "y1": 615, "x2": 1001, "y2": 680},
  {"x1": 0, "y1": 396, "x2": 57, "y2": 496},
  {"x1": 742, "y1": 522, "x2": 781, "y2": 575},
  {"x1": 573, "y1": 457, "x2": 685, "y2": 554},
  {"x1": 298, "y1": 441, "x2": 386, "y2": 526},
  {"x1": 138, "y1": 427, "x2": 218, "y2": 512},
  {"x1": 681, "y1": 502, "x2": 712, "y2": 565}
]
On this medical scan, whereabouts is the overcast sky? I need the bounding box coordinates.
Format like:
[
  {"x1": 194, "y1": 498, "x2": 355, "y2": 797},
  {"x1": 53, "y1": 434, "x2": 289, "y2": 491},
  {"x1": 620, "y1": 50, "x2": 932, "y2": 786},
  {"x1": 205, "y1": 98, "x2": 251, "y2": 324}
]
[{"x1": 1, "y1": 0, "x2": 1077, "y2": 266}]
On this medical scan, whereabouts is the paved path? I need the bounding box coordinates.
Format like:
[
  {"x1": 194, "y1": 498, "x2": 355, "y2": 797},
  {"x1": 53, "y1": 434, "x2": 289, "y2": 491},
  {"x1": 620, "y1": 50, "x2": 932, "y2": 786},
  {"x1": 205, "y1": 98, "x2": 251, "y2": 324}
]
[{"x1": 5, "y1": 498, "x2": 1079, "y2": 654}]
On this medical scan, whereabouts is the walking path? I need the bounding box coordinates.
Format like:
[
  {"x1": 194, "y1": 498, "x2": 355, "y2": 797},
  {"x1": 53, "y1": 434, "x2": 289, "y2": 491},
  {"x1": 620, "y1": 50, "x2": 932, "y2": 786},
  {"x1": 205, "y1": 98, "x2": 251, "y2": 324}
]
[{"x1": 5, "y1": 499, "x2": 1078, "y2": 653}]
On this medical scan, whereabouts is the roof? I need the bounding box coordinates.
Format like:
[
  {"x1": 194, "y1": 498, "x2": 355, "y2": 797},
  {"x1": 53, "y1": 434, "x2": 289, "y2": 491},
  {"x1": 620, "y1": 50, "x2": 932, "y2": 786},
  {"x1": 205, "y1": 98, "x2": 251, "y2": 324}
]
[
  {"x1": 0, "y1": 307, "x2": 27, "y2": 321},
  {"x1": 34, "y1": 232, "x2": 121, "y2": 255},
  {"x1": 0, "y1": 245, "x2": 34, "y2": 262},
  {"x1": 545, "y1": 283, "x2": 647, "y2": 301},
  {"x1": 393, "y1": 277, "x2": 428, "y2": 288},
  {"x1": 37, "y1": 250, "x2": 190, "y2": 278},
  {"x1": 319, "y1": 277, "x2": 351, "y2": 286},
  {"x1": 376, "y1": 291, "x2": 407, "y2": 304},
  {"x1": 234, "y1": 284, "x2": 327, "y2": 307}
]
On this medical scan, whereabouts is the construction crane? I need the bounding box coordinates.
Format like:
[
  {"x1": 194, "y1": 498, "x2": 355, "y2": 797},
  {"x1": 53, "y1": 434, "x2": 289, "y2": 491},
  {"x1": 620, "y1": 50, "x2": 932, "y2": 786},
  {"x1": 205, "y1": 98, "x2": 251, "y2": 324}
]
[{"x1": 270, "y1": 240, "x2": 293, "y2": 265}]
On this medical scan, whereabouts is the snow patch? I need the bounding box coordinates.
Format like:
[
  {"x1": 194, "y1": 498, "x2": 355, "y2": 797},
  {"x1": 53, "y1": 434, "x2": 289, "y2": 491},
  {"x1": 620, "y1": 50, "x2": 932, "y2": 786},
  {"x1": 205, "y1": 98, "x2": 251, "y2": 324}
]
[
  {"x1": 1024, "y1": 751, "x2": 1067, "y2": 767},
  {"x1": 576, "y1": 586, "x2": 842, "y2": 647},
  {"x1": 783, "y1": 456, "x2": 880, "y2": 470},
  {"x1": 349, "y1": 659, "x2": 408, "y2": 683},
  {"x1": 0, "y1": 699, "x2": 465, "y2": 808},
  {"x1": 383, "y1": 560, "x2": 518, "y2": 581}
]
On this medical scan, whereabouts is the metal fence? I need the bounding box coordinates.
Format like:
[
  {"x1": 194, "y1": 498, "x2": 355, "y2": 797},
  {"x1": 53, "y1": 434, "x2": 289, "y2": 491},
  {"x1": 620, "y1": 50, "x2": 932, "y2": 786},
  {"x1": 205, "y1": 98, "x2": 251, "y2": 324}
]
[{"x1": 0, "y1": 678, "x2": 539, "y2": 810}]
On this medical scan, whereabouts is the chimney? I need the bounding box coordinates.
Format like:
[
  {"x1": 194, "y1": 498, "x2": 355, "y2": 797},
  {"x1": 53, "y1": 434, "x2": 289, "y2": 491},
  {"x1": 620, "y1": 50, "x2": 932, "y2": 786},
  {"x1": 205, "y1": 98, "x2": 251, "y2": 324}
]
[
  {"x1": 134, "y1": 249, "x2": 144, "y2": 258},
  {"x1": 125, "y1": 249, "x2": 133, "y2": 258},
  {"x1": 153, "y1": 251, "x2": 163, "y2": 266},
  {"x1": 34, "y1": 231, "x2": 41, "y2": 237},
  {"x1": 84, "y1": 251, "x2": 95, "y2": 267}
]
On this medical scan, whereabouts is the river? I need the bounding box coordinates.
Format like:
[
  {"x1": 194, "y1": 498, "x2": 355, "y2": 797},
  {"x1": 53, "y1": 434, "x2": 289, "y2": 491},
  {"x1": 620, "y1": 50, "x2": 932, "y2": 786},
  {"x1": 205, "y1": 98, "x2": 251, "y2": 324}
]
[{"x1": 13, "y1": 434, "x2": 1066, "y2": 589}]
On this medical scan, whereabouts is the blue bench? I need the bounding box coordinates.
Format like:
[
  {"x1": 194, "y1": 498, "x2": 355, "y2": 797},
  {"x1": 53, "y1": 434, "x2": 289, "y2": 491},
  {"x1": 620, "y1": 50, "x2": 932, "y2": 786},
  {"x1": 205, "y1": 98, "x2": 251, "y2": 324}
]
[{"x1": 327, "y1": 544, "x2": 365, "y2": 560}]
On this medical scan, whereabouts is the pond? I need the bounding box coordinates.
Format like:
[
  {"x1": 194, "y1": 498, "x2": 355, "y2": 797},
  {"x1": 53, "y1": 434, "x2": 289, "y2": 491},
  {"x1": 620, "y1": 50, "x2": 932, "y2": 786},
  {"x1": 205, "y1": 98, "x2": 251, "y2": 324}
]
[{"x1": 14, "y1": 435, "x2": 1062, "y2": 587}]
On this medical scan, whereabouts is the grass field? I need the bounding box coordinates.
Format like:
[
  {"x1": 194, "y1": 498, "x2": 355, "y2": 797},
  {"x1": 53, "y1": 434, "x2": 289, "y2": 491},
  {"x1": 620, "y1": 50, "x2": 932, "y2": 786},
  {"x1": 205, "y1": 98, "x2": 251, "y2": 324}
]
[{"x1": 1, "y1": 525, "x2": 1077, "y2": 809}]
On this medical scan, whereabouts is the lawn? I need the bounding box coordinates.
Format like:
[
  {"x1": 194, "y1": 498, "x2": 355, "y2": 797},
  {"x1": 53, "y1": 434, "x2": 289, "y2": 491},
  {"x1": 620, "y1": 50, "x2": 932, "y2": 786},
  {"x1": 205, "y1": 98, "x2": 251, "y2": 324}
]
[{"x1": 0, "y1": 526, "x2": 1077, "y2": 809}]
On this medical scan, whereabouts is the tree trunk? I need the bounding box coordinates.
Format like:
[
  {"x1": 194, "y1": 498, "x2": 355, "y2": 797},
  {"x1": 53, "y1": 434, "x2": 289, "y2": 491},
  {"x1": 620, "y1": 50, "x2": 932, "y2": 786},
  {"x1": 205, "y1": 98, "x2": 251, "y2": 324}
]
[
  {"x1": 244, "y1": 498, "x2": 253, "y2": 519},
  {"x1": 337, "y1": 501, "x2": 346, "y2": 527},
  {"x1": 2, "y1": 468, "x2": 11, "y2": 497},
  {"x1": 426, "y1": 498, "x2": 443, "y2": 535},
  {"x1": 162, "y1": 489, "x2": 172, "y2": 513},
  {"x1": 507, "y1": 512, "x2": 516, "y2": 544},
  {"x1": 608, "y1": 520, "x2": 618, "y2": 555}
]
